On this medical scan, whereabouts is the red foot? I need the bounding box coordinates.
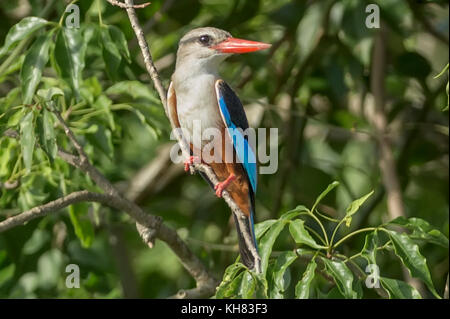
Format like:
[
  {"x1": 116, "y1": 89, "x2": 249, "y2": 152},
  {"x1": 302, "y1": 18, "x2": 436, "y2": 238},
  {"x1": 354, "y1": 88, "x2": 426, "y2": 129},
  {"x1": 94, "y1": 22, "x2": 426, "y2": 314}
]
[
  {"x1": 214, "y1": 174, "x2": 236, "y2": 197},
  {"x1": 184, "y1": 156, "x2": 200, "y2": 172}
]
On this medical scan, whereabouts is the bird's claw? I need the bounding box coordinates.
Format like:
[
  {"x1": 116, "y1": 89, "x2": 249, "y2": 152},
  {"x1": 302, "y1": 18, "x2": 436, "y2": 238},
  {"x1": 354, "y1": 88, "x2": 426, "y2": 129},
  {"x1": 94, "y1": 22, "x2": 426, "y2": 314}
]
[
  {"x1": 214, "y1": 174, "x2": 236, "y2": 197},
  {"x1": 184, "y1": 156, "x2": 200, "y2": 172}
]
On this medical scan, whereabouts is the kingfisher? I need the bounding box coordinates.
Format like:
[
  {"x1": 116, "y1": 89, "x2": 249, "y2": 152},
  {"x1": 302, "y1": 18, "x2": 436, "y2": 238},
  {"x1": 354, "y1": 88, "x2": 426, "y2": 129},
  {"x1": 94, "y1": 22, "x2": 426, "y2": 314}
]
[{"x1": 167, "y1": 27, "x2": 270, "y2": 271}]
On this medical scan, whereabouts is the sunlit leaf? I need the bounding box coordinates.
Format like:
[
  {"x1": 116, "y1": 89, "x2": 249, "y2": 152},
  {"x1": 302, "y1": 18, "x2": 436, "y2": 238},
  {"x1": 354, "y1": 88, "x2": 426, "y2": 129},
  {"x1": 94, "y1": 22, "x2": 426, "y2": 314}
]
[
  {"x1": 54, "y1": 27, "x2": 85, "y2": 99},
  {"x1": 37, "y1": 249, "x2": 64, "y2": 289},
  {"x1": 254, "y1": 219, "x2": 277, "y2": 240},
  {"x1": 215, "y1": 263, "x2": 246, "y2": 298},
  {"x1": 270, "y1": 251, "x2": 297, "y2": 298},
  {"x1": 380, "y1": 277, "x2": 422, "y2": 299},
  {"x1": 289, "y1": 219, "x2": 326, "y2": 249},
  {"x1": 388, "y1": 217, "x2": 448, "y2": 248},
  {"x1": 360, "y1": 231, "x2": 379, "y2": 265},
  {"x1": 69, "y1": 202, "x2": 95, "y2": 248},
  {"x1": 36, "y1": 107, "x2": 57, "y2": 162},
  {"x1": 387, "y1": 230, "x2": 440, "y2": 298},
  {"x1": 0, "y1": 17, "x2": 48, "y2": 57},
  {"x1": 108, "y1": 25, "x2": 130, "y2": 63},
  {"x1": 20, "y1": 33, "x2": 52, "y2": 104},
  {"x1": 19, "y1": 110, "x2": 36, "y2": 173},
  {"x1": 343, "y1": 190, "x2": 374, "y2": 227},
  {"x1": 295, "y1": 258, "x2": 317, "y2": 299},
  {"x1": 322, "y1": 258, "x2": 357, "y2": 299},
  {"x1": 101, "y1": 26, "x2": 121, "y2": 81},
  {"x1": 259, "y1": 220, "x2": 286, "y2": 275},
  {"x1": 311, "y1": 181, "x2": 339, "y2": 212}
]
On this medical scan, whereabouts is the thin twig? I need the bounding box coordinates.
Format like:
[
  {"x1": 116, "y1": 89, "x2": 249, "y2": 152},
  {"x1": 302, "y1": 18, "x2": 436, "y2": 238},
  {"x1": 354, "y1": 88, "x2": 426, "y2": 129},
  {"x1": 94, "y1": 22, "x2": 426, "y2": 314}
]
[{"x1": 106, "y1": 0, "x2": 151, "y2": 9}]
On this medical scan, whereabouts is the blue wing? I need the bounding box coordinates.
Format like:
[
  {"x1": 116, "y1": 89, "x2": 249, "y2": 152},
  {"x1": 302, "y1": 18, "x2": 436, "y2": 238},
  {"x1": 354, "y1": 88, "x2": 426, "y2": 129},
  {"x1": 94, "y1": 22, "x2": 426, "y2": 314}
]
[{"x1": 214, "y1": 79, "x2": 257, "y2": 194}]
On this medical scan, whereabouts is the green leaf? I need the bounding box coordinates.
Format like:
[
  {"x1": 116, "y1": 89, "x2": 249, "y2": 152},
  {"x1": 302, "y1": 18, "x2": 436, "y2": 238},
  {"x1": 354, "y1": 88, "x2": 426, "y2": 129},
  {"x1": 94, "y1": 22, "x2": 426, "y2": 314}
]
[
  {"x1": 380, "y1": 277, "x2": 422, "y2": 299},
  {"x1": 0, "y1": 17, "x2": 48, "y2": 57},
  {"x1": 270, "y1": 251, "x2": 297, "y2": 298},
  {"x1": 289, "y1": 219, "x2": 326, "y2": 249},
  {"x1": 322, "y1": 258, "x2": 357, "y2": 299},
  {"x1": 284, "y1": 205, "x2": 309, "y2": 217},
  {"x1": 388, "y1": 217, "x2": 448, "y2": 248},
  {"x1": 295, "y1": 258, "x2": 317, "y2": 299},
  {"x1": 386, "y1": 230, "x2": 440, "y2": 298},
  {"x1": 86, "y1": 124, "x2": 114, "y2": 159},
  {"x1": 343, "y1": 190, "x2": 374, "y2": 227},
  {"x1": 19, "y1": 110, "x2": 36, "y2": 173},
  {"x1": 111, "y1": 103, "x2": 159, "y2": 139},
  {"x1": 54, "y1": 27, "x2": 85, "y2": 99},
  {"x1": 311, "y1": 181, "x2": 339, "y2": 212},
  {"x1": 37, "y1": 87, "x2": 64, "y2": 102},
  {"x1": 215, "y1": 263, "x2": 246, "y2": 298},
  {"x1": 93, "y1": 95, "x2": 115, "y2": 131},
  {"x1": 106, "y1": 81, "x2": 160, "y2": 104},
  {"x1": 101, "y1": 26, "x2": 122, "y2": 81},
  {"x1": 259, "y1": 220, "x2": 287, "y2": 274},
  {"x1": 107, "y1": 25, "x2": 130, "y2": 63},
  {"x1": 22, "y1": 228, "x2": 50, "y2": 255},
  {"x1": 296, "y1": 1, "x2": 325, "y2": 63},
  {"x1": 216, "y1": 271, "x2": 245, "y2": 299},
  {"x1": 36, "y1": 107, "x2": 57, "y2": 162},
  {"x1": 253, "y1": 272, "x2": 269, "y2": 299},
  {"x1": 69, "y1": 202, "x2": 95, "y2": 248},
  {"x1": 238, "y1": 271, "x2": 257, "y2": 298},
  {"x1": 20, "y1": 33, "x2": 52, "y2": 104},
  {"x1": 0, "y1": 264, "x2": 15, "y2": 289},
  {"x1": 37, "y1": 249, "x2": 64, "y2": 289},
  {"x1": 7, "y1": 108, "x2": 26, "y2": 127},
  {"x1": 254, "y1": 219, "x2": 277, "y2": 240},
  {"x1": 360, "y1": 231, "x2": 378, "y2": 265}
]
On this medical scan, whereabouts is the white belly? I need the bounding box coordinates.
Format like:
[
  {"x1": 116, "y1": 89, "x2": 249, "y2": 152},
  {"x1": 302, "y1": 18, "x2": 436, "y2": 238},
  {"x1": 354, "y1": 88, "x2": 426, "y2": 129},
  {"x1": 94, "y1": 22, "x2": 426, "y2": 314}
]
[{"x1": 175, "y1": 75, "x2": 223, "y2": 149}]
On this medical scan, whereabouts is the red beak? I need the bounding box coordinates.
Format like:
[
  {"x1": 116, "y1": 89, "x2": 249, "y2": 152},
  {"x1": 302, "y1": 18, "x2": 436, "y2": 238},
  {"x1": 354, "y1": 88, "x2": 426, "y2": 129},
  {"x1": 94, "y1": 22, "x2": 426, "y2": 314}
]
[{"x1": 212, "y1": 37, "x2": 271, "y2": 54}]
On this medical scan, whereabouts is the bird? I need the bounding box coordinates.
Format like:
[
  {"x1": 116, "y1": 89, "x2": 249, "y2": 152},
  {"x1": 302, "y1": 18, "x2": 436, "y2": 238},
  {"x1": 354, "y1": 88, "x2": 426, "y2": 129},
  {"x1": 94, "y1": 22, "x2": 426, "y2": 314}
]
[{"x1": 167, "y1": 27, "x2": 270, "y2": 272}]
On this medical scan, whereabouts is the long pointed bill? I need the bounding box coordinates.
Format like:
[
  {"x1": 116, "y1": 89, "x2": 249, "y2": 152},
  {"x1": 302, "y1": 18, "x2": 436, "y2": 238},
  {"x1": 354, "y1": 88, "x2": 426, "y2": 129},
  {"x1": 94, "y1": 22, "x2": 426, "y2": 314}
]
[{"x1": 212, "y1": 37, "x2": 271, "y2": 54}]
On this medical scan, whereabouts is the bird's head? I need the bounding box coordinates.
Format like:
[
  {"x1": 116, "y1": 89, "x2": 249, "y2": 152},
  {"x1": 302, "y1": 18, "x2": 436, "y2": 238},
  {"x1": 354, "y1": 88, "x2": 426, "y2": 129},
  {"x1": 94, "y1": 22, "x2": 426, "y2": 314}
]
[{"x1": 175, "y1": 27, "x2": 271, "y2": 72}]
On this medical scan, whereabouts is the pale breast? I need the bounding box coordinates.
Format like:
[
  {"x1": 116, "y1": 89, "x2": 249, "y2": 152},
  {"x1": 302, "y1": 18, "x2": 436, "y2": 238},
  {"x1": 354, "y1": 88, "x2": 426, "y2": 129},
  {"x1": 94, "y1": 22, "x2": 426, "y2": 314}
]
[{"x1": 175, "y1": 74, "x2": 224, "y2": 149}]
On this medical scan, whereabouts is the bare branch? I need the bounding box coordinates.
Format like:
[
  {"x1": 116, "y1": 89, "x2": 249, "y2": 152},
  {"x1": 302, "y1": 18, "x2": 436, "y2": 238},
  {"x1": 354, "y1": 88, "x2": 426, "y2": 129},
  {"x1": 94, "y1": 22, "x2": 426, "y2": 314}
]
[
  {"x1": 370, "y1": 25, "x2": 425, "y2": 294},
  {"x1": 0, "y1": 191, "x2": 115, "y2": 232},
  {"x1": 0, "y1": 188, "x2": 217, "y2": 297},
  {"x1": 106, "y1": 0, "x2": 151, "y2": 9},
  {"x1": 4, "y1": 111, "x2": 217, "y2": 298},
  {"x1": 123, "y1": 0, "x2": 167, "y2": 110},
  {"x1": 370, "y1": 26, "x2": 405, "y2": 220}
]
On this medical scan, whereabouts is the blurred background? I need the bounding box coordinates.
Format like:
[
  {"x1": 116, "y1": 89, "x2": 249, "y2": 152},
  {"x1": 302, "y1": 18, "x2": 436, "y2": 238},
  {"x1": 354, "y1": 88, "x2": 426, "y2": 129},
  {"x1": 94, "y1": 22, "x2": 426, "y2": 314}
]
[{"x1": 0, "y1": 0, "x2": 448, "y2": 298}]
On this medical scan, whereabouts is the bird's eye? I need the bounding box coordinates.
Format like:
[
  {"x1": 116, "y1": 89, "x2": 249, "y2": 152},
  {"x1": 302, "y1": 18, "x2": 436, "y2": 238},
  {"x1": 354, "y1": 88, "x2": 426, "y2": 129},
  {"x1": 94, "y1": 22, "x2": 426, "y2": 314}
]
[{"x1": 199, "y1": 35, "x2": 211, "y2": 45}]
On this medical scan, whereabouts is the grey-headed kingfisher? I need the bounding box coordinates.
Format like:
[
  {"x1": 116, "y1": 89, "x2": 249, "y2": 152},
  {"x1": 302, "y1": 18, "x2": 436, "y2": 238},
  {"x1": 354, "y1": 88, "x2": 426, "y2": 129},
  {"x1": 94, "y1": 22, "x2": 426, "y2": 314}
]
[{"x1": 168, "y1": 27, "x2": 270, "y2": 271}]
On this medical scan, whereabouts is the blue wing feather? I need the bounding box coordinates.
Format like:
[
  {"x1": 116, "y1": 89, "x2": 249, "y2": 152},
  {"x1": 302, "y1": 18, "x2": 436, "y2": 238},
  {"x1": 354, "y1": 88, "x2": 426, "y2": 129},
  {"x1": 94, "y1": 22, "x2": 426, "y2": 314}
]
[
  {"x1": 216, "y1": 80, "x2": 259, "y2": 256},
  {"x1": 218, "y1": 97, "x2": 257, "y2": 192},
  {"x1": 216, "y1": 84, "x2": 257, "y2": 193}
]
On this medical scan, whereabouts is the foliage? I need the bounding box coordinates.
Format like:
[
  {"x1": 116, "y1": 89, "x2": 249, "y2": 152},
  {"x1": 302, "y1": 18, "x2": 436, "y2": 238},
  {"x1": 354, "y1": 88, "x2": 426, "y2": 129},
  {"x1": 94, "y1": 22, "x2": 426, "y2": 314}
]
[
  {"x1": 0, "y1": 0, "x2": 448, "y2": 298},
  {"x1": 215, "y1": 182, "x2": 447, "y2": 299}
]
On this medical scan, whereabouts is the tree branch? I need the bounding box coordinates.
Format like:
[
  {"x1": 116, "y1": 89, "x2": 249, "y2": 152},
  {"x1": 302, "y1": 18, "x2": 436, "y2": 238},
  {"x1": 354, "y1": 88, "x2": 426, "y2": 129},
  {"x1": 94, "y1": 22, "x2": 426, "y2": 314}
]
[
  {"x1": 370, "y1": 25, "x2": 425, "y2": 294},
  {"x1": 106, "y1": 0, "x2": 151, "y2": 9}
]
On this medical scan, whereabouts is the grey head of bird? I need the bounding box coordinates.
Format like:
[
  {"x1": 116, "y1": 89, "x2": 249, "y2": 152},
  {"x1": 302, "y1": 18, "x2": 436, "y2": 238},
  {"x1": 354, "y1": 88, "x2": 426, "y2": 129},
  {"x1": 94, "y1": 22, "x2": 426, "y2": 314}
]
[{"x1": 174, "y1": 27, "x2": 271, "y2": 74}]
